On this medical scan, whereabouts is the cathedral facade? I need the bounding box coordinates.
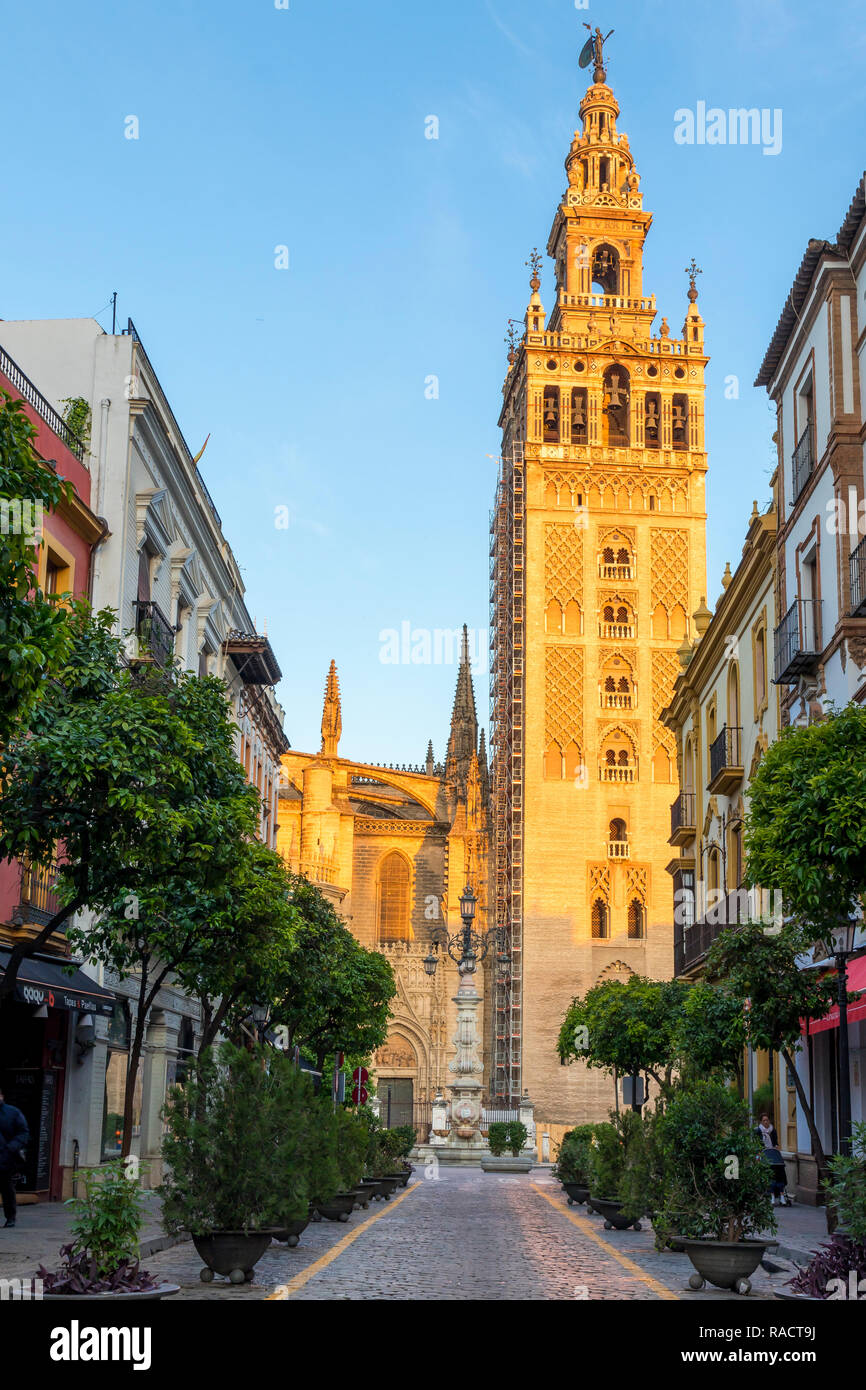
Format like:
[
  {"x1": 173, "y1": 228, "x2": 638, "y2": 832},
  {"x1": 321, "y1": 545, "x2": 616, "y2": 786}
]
[
  {"x1": 490, "y1": 42, "x2": 709, "y2": 1123},
  {"x1": 276, "y1": 636, "x2": 491, "y2": 1127}
]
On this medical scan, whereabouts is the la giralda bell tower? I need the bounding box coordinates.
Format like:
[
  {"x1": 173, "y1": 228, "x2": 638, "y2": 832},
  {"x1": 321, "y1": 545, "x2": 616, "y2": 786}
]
[{"x1": 489, "y1": 30, "x2": 709, "y2": 1124}]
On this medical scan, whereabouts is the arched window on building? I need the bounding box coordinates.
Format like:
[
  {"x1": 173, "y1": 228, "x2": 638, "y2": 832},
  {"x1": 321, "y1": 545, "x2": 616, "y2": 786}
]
[
  {"x1": 377, "y1": 852, "x2": 412, "y2": 943},
  {"x1": 591, "y1": 898, "x2": 609, "y2": 939},
  {"x1": 672, "y1": 393, "x2": 688, "y2": 450},
  {"x1": 644, "y1": 391, "x2": 661, "y2": 447},
  {"x1": 570, "y1": 387, "x2": 588, "y2": 443},
  {"x1": 628, "y1": 899, "x2": 645, "y2": 939}
]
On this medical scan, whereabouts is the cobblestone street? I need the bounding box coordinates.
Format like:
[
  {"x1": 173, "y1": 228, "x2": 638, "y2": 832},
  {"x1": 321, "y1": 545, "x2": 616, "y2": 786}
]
[{"x1": 127, "y1": 1169, "x2": 793, "y2": 1301}]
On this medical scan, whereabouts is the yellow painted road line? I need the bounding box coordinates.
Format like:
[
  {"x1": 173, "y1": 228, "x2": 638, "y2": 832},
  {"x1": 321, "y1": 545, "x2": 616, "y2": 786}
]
[
  {"x1": 267, "y1": 1183, "x2": 421, "y2": 1300},
  {"x1": 531, "y1": 1182, "x2": 679, "y2": 1301}
]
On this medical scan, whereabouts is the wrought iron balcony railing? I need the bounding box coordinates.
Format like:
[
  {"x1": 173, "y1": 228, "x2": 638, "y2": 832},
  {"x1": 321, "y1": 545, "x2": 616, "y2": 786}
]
[
  {"x1": 708, "y1": 726, "x2": 743, "y2": 794},
  {"x1": 134, "y1": 600, "x2": 175, "y2": 668},
  {"x1": 851, "y1": 535, "x2": 866, "y2": 615},
  {"x1": 670, "y1": 791, "x2": 697, "y2": 845},
  {"x1": 774, "y1": 598, "x2": 822, "y2": 683}
]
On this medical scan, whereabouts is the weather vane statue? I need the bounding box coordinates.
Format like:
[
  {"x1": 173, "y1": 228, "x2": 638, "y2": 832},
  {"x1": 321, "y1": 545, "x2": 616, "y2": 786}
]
[{"x1": 579, "y1": 23, "x2": 614, "y2": 84}]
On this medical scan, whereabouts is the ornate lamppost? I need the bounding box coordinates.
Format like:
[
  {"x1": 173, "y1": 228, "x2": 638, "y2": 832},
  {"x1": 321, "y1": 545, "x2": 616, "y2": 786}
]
[{"x1": 422, "y1": 885, "x2": 508, "y2": 1152}]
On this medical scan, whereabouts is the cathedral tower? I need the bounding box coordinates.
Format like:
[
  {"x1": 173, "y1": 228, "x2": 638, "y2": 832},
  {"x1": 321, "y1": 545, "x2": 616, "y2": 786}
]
[{"x1": 490, "y1": 32, "x2": 708, "y2": 1122}]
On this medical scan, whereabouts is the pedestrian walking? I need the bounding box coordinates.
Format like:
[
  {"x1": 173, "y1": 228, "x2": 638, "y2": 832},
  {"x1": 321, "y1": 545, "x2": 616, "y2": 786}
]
[
  {"x1": 755, "y1": 1112, "x2": 790, "y2": 1206},
  {"x1": 0, "y1": 1085, "x2": 30, "y2": 1228}
]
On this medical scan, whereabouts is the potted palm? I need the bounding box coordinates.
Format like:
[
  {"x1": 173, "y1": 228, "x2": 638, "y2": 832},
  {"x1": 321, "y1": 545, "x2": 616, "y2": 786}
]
[
  {"x1": 39, "y1": 1163, "x2": 179, "y2": 1301},
  {"x1": 161, "y1": 1044, "x2": 310, "y2": 1282},
  {"x1": 656, "y1": 1080, "x2": 777, "y2": 1294},
  {"x1": 553, "y1": 1125, "x2": 596, "y2": 1204}
]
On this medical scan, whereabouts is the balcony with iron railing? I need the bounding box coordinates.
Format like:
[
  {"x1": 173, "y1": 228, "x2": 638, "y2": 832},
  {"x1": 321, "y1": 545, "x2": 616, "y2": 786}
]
[
  {"x1": 851, "y1": 535, "x2": 866, "y2": 615},
  {"x1": 15, "y1": 858, "x2": 63, "y2": 927},
  {"x1": 708, "y1": 726, "x2": 743, "y2": 795},
  {"x1": 774, "y1": 598, "x2": 822, "y2": 683},
  {"x1": 791, "y1": 425, "x2": 814, "y2": 503},
  {"x1": 674, "y1": 890, "x2": 750, "y2": 977},
  {"x1": 669, "y1": 791, "x2": 697, "y2": 846},
  {"x1": 0, "y1": 343, "x2": 86, "y2": 461},
  {"x1": 134, "y1": 600, "x2": 176, "y2": 669}
]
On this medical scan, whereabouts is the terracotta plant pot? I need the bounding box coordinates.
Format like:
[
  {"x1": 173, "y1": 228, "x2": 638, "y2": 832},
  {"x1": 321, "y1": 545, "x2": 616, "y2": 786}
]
[
  {"x1": 192, "y1": 1231, "x2": 273, "y2": 1284},
  {"x1": 678, "y1": 1238, "x2": 778, "y2": 1295},
  {"x1": 588, "y1": 1197, "x2": 642, "y2": 1230}
]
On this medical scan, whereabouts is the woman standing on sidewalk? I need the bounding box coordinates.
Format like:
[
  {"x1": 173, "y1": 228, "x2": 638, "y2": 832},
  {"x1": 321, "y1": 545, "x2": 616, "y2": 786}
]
[{"x1": 756, "y1": 1113, "x2": 791, "y2": 1207}]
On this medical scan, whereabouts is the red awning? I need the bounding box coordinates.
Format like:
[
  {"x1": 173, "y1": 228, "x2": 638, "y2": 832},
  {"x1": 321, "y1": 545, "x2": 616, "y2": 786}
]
[{"x1": 807, "y1": 955, "x2": 866, "y2": 1035}]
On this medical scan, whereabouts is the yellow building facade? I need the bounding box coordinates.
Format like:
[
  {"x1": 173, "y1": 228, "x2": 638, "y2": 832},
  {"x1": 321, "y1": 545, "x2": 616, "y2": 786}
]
[
  {"x1": 277, "y1": 642, "x2": 492, "y2": 1129},
  {"x1": 490, "y1": 43, "x2": 709, "y2": 1123}
]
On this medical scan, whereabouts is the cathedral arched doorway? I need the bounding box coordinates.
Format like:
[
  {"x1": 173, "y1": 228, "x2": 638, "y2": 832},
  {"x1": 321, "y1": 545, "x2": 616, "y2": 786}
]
[{"x1": 375, "y1": 1032, "x2": 419, "y2": 1128}]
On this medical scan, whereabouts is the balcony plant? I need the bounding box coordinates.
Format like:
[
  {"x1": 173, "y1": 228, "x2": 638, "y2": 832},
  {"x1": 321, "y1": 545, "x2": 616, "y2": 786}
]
[
  {"x1": 161, "y1": 1044, "x2": 312, "y2": 1281},
  {"x1": 39, "y1": 1163, "x2": 178, "y2": 1301},
  {"x1": 655, "y1": 1080, "x2": 776, "y2": 1294}
]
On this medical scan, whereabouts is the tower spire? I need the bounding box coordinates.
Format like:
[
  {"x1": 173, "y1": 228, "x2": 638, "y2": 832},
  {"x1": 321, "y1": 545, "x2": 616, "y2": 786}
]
[
  {"x1": 445, "y1": 624, "x2": 478, "y2": 787},
  {"x1": 320, "y1": 659, "x2": 342, "y2": 758}
]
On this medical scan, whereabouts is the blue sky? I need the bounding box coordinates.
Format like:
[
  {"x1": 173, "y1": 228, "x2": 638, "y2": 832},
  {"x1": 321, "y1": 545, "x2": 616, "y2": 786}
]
[{"x1": 2, "y1": 0, "x2": 864, "y2": 762}]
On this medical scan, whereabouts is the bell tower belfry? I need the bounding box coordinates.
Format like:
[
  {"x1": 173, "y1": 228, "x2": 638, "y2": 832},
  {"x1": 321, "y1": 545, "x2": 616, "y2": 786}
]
[{"x1": 489, "y1": 32, "x2": 708, "y2": 1122}]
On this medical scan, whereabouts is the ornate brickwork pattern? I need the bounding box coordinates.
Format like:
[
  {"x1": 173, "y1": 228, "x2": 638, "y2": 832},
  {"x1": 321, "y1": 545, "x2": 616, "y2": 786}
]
[
  {"x1": 651, "y1": 650, "x2": 680, "y2": 719},
  {"x1": 544, "y1": 469, "x2": 689, "y2": 510},
  {"x1": 588, "y1": 862, "x2": 611, "y2": 903},
  {"x1": 650, "y1": 529, "x2": 689, "y2": 612},
  {"x1": 545, "y1": 647, "x2": 584, "y2": 748},
  {"x1": 626, "y1": 866, "x2": 648, "y2": 904},
  {"x1": 544, "y1": 524, "x2": 584, "y2": 606}
]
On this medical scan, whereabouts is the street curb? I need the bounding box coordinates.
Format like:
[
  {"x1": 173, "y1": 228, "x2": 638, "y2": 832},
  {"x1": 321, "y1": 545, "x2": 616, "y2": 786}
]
[{"x1": 140, "y1": 1232, "x2": 188, "y2": 1258}]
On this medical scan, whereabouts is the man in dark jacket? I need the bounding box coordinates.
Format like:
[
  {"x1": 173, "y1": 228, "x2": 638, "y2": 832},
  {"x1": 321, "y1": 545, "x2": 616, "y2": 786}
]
[{"x1": 0, "y1": 1086, "x2": 29, "y2": 1227}]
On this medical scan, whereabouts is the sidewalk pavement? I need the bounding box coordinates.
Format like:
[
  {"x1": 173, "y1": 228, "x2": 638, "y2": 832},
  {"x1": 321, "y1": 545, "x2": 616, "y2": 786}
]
[
  {"x1": 0, "y1": 1191, "x2": 184, "y2": 1282},
  {"x1": 761, "y1": 1200, "x2": 834, "y2": 1265}
]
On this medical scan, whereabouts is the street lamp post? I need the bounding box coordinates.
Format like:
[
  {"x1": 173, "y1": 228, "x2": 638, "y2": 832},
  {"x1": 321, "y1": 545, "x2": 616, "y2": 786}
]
[
  {"x1": 423, "y1": 885, "x2": 508, "y2": 1152},
  {"x1": 829, "y1": 917, "x2": 859, "y2": 1157}
]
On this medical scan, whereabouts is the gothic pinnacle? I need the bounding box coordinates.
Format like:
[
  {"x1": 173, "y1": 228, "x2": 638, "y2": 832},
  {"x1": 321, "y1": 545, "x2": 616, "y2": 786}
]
[{"x1": 320, "y1": 658, "x2": 342, "y2": 758}]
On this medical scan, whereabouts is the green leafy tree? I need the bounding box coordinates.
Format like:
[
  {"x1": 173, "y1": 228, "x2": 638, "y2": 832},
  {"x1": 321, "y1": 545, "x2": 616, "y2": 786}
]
[
  {"x1": 0, "y1": 610, "x2": 261, "y2": 1154},
  {"x1": 745, "y1": 703, "x2": 866, "y2": 940},
  {"x1": 676, "y1": 978, "x2": 747, "y2": 1091},
  {"x1": 705, "y1": 920, "x2": 837, "y2": 1185},
  {"x1": 558, "y1": 974, "x2": 690, "y2": 1098},
  {"x1": 0, "y1": 392, "x2": 74, "y2": 743},
  {"x1": 270, "y1": 877, "x2": 395, "y2": 1072}
]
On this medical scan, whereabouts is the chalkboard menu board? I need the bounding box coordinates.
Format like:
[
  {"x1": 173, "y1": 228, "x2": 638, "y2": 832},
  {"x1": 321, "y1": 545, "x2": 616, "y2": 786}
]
[{"x1": 8, "y1": 1068, "x2": 56, "y2": 1192}]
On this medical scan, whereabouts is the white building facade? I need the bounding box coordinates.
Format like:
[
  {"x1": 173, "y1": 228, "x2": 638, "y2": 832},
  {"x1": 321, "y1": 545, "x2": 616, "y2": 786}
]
[{"x1": 0, "y1": 315, "x2": 289, "y2": 1188}]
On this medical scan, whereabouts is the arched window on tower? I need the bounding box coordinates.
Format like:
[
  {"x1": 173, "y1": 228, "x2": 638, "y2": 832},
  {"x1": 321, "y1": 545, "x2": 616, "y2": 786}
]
[
  {"x1": 570, "y1": 387, "x2": 588, "y2": 444},
  {"x1": 377, "y1": 852, "x2": 412, "y2": 943},
  {"x1": 644, "y1": 392, "x2": 661, "y2": 447},
  {"x1": 591, "y1": 243, "x2": 619, "y2": 294},
  {"x1": 591, "y1": 898, "x2": 609, "y2": 939},
  {"x1": 543, "y1": 386, "x2": 560, "y2": 443},
  {"x1": 602, "y1": 366, "x2": 630, "y2": 447},
  {"x1": 672, "y1": 393, "x2": 689, "y2": 451}
]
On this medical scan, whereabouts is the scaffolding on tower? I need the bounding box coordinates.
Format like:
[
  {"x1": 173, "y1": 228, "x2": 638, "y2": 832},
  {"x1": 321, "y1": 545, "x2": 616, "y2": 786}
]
[{"x1": 489, "y1": 439, "x2": 524, "y2": 1107}]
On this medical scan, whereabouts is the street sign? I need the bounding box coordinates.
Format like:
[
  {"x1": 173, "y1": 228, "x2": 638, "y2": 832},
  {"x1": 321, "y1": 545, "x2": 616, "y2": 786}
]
[
  {"x1": 352, "y1": 1066, "x2": 369, "y2": 1085},
  {"x1": 352, "y1": 1085, "x2": 368, "y2": 1105}
]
